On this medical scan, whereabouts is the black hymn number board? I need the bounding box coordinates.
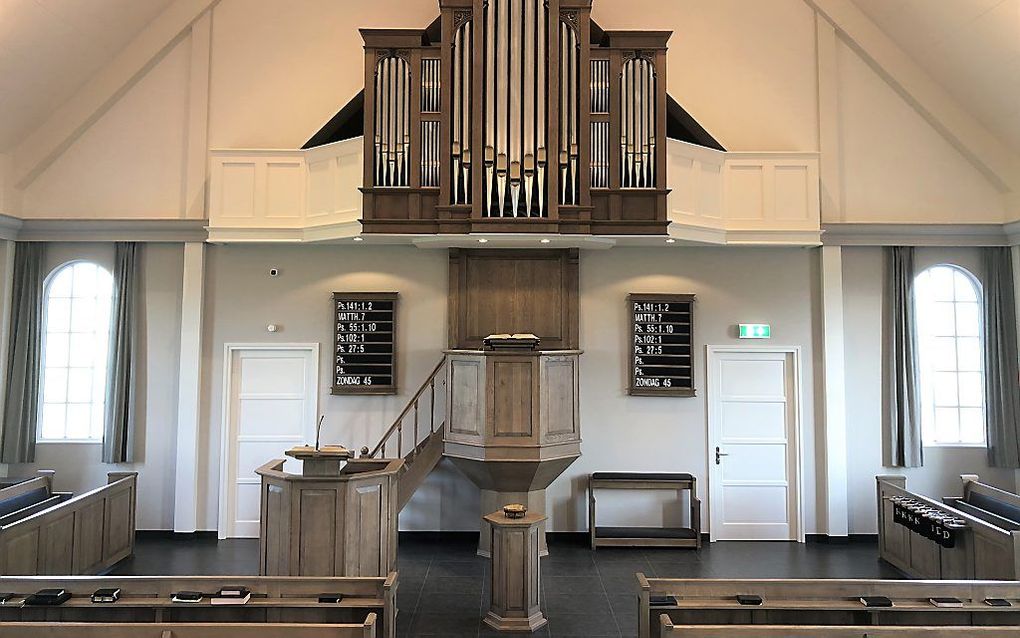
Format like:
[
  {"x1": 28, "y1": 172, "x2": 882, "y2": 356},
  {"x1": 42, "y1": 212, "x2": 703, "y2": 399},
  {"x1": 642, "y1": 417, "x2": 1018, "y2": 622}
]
[
  {"x1": 332, "y1": 292, "x2": 397, "y2": 395},
  {"x1": 628, "y1": 293, "x2": 696, "y2": 397}
]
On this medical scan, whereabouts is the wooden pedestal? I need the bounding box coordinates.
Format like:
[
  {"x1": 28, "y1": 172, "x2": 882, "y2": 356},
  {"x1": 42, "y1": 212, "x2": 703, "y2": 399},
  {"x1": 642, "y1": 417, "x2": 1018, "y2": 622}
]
[{"x1": 484, "y1": 510, "x2": 548, "y2": 633}]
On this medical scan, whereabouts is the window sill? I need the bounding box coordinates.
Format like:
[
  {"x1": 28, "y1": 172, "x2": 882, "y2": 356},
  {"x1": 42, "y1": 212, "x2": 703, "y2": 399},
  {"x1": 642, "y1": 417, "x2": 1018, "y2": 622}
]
[
  {"x1": 36, "y1": 439, "x2": 102, "y2": 445},
  {"x1": 922, "y1": 443, "x2": 987, "y2": 449}
]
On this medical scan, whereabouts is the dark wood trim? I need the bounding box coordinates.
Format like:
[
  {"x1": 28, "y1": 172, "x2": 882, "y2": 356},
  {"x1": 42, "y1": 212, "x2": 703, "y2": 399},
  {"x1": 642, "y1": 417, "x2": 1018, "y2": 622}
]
[{"x1": 448, "y1": 248, "x2": 579, "y2": 350}]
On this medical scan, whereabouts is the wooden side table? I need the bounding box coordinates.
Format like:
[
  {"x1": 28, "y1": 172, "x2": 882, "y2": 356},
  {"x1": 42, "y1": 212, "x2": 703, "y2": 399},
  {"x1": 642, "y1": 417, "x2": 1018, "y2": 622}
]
[{"x1": 484, "y1": 510, "x2": 548, "y2": 633}]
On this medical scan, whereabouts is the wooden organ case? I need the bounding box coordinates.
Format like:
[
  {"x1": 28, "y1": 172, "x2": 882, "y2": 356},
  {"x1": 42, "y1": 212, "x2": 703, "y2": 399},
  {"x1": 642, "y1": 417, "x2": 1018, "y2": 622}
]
[{"x1": 360, "y1": 0, "x2": 670, "y2": 235}]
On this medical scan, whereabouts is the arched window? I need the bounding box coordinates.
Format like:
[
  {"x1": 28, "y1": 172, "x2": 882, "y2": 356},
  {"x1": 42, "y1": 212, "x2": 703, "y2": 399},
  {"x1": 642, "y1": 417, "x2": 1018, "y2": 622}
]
[
  {"x1": 39, "y1": 262, "x2": 114, "y2": 442},
  {"x1": 914, "y1": 264, "x2": 985, "y2": 446}
]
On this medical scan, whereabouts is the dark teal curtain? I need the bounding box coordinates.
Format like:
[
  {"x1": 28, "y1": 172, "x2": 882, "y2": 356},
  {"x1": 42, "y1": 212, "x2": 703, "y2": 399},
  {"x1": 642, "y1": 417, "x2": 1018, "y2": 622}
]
[
  {"x1": 983, "y1": 247, "x2": 1020, "y2": 468},
  {"x1": 884, "y1": 246, "x2": 923, "y2": 468},
  {"x1": 1, "y1": 243, "x2": 46, "y2": 463},
  {"x1": 103, "y1": 242, "x2": 141, "y2": 463}
]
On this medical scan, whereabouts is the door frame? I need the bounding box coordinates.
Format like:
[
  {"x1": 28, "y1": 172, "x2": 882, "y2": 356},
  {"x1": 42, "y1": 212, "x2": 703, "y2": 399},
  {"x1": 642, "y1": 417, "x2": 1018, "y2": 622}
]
[
  {"x1": 218, "y1": 343, "x2": 320, "y2": 539},
  {"x1": 706, "y1": 345, "x2": 805, "y2": 543}
]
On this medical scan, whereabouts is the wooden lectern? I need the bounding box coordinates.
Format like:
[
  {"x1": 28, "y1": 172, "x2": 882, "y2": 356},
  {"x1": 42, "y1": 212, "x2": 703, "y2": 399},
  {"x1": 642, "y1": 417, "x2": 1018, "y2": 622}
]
[{"x1": 256, "y1": 453, "x2": 402, "y2": 577}]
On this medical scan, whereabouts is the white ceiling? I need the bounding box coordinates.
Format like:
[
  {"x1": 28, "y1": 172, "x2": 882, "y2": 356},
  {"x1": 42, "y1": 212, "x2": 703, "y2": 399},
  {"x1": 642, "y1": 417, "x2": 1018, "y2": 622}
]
[
  {"x1": 852, "y1": 0, "x2": 1020, "y2": 155},
  {"x1": 0, "y1": 0, "x2": 176, "y2": 152},
  {"x1": 0, "y1": 0, "x2": 1017, "y2": 161}
]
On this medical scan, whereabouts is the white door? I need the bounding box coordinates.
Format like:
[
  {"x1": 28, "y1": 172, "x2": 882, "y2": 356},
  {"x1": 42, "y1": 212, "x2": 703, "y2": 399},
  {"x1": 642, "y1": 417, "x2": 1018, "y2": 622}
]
[
  {"x1": 708, "y1": 347, "x2": 802, "y2": 541},
  {"x1": 221, "y1": 346, "x2": 318, "y2": 538}
]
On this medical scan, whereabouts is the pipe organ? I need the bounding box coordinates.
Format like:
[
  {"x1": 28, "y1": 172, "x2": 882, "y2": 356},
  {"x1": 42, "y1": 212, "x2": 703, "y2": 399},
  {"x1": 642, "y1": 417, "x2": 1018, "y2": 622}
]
[{"x1": 360, "y1": 1, "x2": 670, "y2": 235}]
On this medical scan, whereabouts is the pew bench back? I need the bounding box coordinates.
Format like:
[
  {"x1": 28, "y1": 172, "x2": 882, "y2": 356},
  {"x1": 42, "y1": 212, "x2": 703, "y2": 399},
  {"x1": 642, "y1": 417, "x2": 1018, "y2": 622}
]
[
  {"x1": 0, "y1": 615, "x2": 377, "y2": 638},
  {"x1": 659, "y1": 617, "x2": 1020, "y2": 637}
]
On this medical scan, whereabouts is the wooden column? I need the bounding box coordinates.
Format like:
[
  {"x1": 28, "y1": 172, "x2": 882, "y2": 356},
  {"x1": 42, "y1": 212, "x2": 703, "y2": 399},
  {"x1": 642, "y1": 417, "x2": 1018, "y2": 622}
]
[{"x1": 484, "y1": 510, "x2": 548, "y2": 633}]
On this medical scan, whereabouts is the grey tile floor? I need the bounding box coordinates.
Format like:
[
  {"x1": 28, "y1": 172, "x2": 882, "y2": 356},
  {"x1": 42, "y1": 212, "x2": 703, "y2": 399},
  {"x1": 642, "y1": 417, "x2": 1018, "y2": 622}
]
[{"x1": 113, "y1": 533, "x2": 902, "y2": 638}]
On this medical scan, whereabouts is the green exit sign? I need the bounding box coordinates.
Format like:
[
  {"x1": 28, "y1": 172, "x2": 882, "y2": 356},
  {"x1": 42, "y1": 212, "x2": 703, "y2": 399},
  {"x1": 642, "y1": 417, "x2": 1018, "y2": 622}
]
[{"x1": 739, "y1": 323, "x2": 771, "y2": 339}]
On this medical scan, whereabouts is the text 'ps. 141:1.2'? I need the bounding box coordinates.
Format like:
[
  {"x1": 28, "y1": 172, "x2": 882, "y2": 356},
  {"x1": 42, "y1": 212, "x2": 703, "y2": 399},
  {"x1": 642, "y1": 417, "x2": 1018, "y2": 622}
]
[
  {"x1": 332, "y1": 292, "x2": 398, "y2": 395},
  {"x1": 629, "y1": 293, "x2": 696, "y2": 397}
]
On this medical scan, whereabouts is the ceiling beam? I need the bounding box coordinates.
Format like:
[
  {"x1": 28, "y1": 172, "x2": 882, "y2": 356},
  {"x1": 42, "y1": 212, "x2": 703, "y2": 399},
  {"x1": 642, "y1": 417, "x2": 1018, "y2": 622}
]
[
  {"x1": 11, "y1": 0, "x2": 221, "y2": 190},
  {"x1": 804, "y1": 0, "x2": 1020, "y2": 195}
]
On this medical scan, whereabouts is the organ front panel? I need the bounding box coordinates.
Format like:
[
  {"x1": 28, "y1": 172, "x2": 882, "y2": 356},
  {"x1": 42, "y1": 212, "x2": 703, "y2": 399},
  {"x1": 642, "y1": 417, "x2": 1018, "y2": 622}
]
[{"x1": 360, "y1": 1, "x2": 670, "y2": 235}]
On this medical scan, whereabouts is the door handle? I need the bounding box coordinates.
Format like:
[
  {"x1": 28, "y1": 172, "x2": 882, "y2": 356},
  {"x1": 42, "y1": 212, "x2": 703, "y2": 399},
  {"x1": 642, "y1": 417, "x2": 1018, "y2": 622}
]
[{"x1": 715, "y1": 446, "x2": 729, "y2": 465}]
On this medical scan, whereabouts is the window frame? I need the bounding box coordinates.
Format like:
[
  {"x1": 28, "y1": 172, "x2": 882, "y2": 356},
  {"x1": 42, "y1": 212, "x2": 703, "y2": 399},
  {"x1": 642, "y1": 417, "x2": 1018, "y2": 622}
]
[
  {"x1": 37, "y1": 259, "x2": 115, "y2": 444},
  {"x1": 913, "y1": 263, "x2": 986, "y2": 449}
]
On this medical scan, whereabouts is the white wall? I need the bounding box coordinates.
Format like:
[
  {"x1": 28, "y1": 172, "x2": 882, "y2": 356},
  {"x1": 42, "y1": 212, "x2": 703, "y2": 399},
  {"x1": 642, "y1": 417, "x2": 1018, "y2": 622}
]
[
  {"x1": 197, "y1": 244, "x2": 820, "y2": 533},
  {"x1": 843, "y1": 246, "x2": 1017, "y2": 534},
  {"x1": 6, "y1": 242, "x2": 184, "y2": 530},
  {"x1": 19, "y1": 38, "x2": 193, "y2": 219}
]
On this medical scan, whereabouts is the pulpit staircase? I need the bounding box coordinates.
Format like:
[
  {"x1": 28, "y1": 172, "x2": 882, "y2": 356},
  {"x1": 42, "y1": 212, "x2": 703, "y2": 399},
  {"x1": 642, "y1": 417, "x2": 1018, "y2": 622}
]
[{"x1": 359, "y1": 357, "x2": 448, "y2": 510}]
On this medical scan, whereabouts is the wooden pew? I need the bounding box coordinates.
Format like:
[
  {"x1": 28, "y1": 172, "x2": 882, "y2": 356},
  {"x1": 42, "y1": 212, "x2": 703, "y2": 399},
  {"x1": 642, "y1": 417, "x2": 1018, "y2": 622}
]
[
  {"x1": 637, "y1": 575, "x2": 1020, "y2": 638},
  {"x1": 0, "y1": 471, "x2": 137, "y2": 575},
  {"x1": 658, "y1": 616, "x2": 1020, "y2": 637},
  {"x1": 0, "y1": 573, "x2": 397, "y2": 638},
  {"x1": 0, "y1": 614, "x2": 377, "y2": 638},
  {"x1": 877, "y1": 474, "x2": 1020, "y2": 579}
]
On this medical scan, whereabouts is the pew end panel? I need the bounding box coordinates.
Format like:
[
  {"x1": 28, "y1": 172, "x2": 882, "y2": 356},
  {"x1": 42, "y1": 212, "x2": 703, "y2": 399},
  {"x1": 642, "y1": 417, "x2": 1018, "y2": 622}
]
[
  {"x1": 0, "y1": 472, "x2": 137, "y2": 576},
  {"x1": 878, "y1": 474, "x2": 1020, "y2": 580}
]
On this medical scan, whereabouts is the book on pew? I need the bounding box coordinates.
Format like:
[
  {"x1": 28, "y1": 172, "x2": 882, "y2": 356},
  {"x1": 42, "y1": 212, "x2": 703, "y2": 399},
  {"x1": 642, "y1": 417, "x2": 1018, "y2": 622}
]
[
  {"x1": 0, "y1": 593, "x2": 15, "y2": 605},
  {"x1": 25, "y1": 589, "x2": 71, "y2": 606},
  {"x1": 171, "y1": 591, "x2": 204, "y2": 604},
  {"x1": 736, "y1": 595, "x2": 763, "y2": 606},
  {"x1": 649, "y1": 595, "x2": 677, "y2": 606},
  {"x1": 211, "y1": 587, "x2": 251, "y2": 605},
  {"x1": 985, "y1": 598, "x2": 1012, "y2": 607},
  {"x1": 860, "y1": 596, "x2": 893, "y2": 608},
  {"x1": 318, "y1": 593, "x2": 345, "y2": 604},
  {"x1": 929, "y1": 597, "x2": 963, "y2": 608},
  {"x1": 91, "y1": 588, "x2": 121, "y2": 603}
]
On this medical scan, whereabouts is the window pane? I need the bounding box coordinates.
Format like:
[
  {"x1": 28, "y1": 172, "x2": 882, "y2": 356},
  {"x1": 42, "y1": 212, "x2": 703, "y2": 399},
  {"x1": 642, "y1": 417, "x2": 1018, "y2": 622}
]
[
  {"x1": 66, "y1": 368, "x2": 93, "y2": 403},
  {"x1": 65, "y1": 403, "x2": 91, "y2": 439},
  {"x1": 68, "y1": 333, "x2": 95, "y2": 368},
  {"x1": 47, "y1": 298, "x2": 71, "y2": 333},
  {"x1": 40, "y1": 404, "x2": 65, "y2": 440},
  {"x1": 959, "y1": 407, "x2": 984, "y2": 444},
  {"x1": 956, "y1": 303, "x2": 980, "y2": 337},
  {"x1": 933, "y1": 372, "x2": 959, "y2": 406},
  {"x1": 73, "y1": 263, "x2": 98, "y2": 298},
  {"x1": 957, "y1": 337, "x2": 981, "y2": 372},
  {"x1": 44, "y1": 333, "x2": 69, "y2": 368},
  {"x1": 931, "y1": 337, "x2": 957, "y2": 371},
  {"x1": 934, "y1": 408, "x2": 959, "y2": 443},
  {"x1": 931, "y1": 302, "x2": 957, "y2": 336},
  {"x1": 70, "y1": 297, "x2": 97, "y2": 333},
  {"x1": 953, "y1": 272, "x2": 978, "y2": 302},
  {"x1": 43, "y1": 368, "x2": 67, "y2": 404},
  {"x1": 91, "y1": 402, "x2": 106, "y2": 440},
  {"x1": 48, "y1": 268, "x2": 73, "y2": 298},
  {"x1": 958, "y1": 372, "x2": 983, "y2": 407},
  {"x1": 930, "y1": 267, "x2": 955, "y2": 301}
]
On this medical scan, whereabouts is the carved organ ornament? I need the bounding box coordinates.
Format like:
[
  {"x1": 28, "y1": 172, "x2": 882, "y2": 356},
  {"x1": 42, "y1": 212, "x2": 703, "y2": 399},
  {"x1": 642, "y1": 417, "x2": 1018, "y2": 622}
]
[{"x1": 360, "y1": 0, "x2": 670, "y2": 235}]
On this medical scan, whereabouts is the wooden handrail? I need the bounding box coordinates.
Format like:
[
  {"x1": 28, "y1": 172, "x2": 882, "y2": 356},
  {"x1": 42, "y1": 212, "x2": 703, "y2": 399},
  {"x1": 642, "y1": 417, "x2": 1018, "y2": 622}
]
[{"x1": 362, "y1": 356, "x2": 447, "y2": 459}]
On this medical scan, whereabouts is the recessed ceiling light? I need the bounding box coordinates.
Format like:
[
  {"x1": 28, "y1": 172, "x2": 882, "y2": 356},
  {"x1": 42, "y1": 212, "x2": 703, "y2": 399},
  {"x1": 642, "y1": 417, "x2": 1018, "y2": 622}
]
[
  {"x1": 665, "y1": 238, "x2": 676, "y2": 244},
  {"x1": 353, "y1": 237, "x2": 364, "y2": 242},
  {"x1": 540, "y1": 238, "x2": 551, "y2": 244},
  {"x1": 478, "y1": 238, "x2": 488, "y2": 244}
]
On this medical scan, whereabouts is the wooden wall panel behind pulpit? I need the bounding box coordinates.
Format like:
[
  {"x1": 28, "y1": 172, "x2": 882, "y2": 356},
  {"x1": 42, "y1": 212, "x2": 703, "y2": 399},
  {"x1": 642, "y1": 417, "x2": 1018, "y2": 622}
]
[{"x1": 449, "y1": 249, "x2": 579, "y2": 350}]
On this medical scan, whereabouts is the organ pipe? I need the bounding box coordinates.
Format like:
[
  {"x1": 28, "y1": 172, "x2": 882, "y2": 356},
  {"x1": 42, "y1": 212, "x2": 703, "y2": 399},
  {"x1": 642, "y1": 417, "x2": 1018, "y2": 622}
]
[
  {"x1": 620, "y1": 57, "x2": 656, "y2": 189},
  {"x1": 374, "y1": 55, "x2": 410, "y2": 188}
]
